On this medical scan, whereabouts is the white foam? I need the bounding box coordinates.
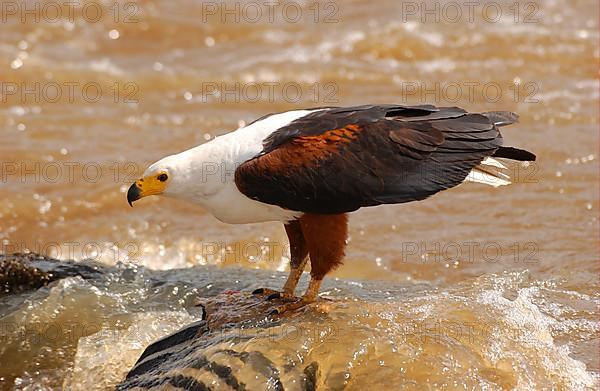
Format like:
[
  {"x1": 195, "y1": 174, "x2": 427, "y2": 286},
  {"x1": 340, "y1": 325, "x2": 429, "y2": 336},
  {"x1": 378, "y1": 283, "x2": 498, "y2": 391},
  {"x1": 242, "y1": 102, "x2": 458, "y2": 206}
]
[{"x1": 65, "y1": 311, "x2": 196, "y2": 390}]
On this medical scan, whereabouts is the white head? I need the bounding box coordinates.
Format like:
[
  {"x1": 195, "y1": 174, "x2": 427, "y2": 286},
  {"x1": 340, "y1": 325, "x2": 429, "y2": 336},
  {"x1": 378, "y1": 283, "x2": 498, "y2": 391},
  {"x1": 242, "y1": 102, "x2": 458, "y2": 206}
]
[{"x1": 127, "y1": 153, "x2": 196, "y2": 206}]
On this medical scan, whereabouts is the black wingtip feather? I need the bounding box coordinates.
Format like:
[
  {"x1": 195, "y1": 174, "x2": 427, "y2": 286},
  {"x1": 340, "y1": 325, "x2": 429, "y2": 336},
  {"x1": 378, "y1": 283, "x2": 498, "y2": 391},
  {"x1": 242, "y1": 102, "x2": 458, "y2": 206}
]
[{"x1": 493, "y1": 146, "x2": 536, "y2": 161}]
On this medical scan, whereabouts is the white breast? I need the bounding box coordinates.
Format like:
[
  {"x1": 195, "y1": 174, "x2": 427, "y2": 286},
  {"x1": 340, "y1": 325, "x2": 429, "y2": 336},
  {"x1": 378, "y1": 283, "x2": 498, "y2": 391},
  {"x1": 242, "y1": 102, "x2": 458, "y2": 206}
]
[{"x1": 167, "y1": 109, "x2": 324, "y2": 224}]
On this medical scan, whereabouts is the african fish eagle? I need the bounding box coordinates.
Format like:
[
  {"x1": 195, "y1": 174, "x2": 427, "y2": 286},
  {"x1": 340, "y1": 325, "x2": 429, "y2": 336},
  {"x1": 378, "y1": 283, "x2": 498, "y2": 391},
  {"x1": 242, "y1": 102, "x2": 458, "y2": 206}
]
[{"x1": 127, "y1": 104, "x2": 536, "y2": 314}]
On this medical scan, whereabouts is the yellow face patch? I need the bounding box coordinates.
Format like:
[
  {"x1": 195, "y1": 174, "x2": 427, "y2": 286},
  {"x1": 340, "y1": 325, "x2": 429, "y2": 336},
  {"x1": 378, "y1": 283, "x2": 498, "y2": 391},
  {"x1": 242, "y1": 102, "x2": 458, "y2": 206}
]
[
  {"x1": 136, "y1": 172, "x2": 169, "y2": 196},
  {"x1": 127, "y1": 172, "x2": 169, "y2": 206}
]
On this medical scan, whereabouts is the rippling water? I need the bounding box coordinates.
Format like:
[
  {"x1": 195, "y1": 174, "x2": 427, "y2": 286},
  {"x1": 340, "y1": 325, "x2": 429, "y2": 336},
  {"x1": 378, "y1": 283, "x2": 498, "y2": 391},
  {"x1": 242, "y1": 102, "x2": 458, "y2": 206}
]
[{"x1": 0, "y1": 0, "x2": 598, "y2": 389}]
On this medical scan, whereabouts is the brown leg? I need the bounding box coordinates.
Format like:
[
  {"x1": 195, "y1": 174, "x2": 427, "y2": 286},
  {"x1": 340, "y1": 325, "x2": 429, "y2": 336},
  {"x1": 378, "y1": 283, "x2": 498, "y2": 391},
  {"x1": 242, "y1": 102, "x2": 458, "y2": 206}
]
[
  {"x1": 271, "y1": 214, "x2": 348, "y2": 315},
  {"x1": 253, "y1": 220, "x2": 308, "y2": 299},
  {"x1": 281, "y1": 220, "x2": 309, "y2": 296},
  {"x1": 300, "y1": 213, "x2": 348, "y2": 285}
]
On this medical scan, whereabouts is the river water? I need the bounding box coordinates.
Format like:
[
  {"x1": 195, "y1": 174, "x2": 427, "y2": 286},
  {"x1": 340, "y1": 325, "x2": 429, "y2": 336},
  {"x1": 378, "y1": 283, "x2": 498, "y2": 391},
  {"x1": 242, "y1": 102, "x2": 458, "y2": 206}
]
[{"x1": 0, "y1": 0, "x2": 598, "y2": 389}]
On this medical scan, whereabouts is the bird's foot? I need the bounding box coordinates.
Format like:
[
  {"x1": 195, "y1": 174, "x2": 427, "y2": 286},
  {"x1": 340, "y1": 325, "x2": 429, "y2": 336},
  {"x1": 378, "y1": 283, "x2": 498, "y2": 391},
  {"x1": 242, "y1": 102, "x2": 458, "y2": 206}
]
[
  {"x1": 265, "y1": 291, "x2": 297, "y2": 302},
  {"x1": 269, "y1": 296, "x2": 316, "y2": 315},
  {"x1": 252, "y1": 288, "x2": 297, "y2": 302},
  {"x1": 251, "y1": 287, "x2": 280, "y2": 297}
]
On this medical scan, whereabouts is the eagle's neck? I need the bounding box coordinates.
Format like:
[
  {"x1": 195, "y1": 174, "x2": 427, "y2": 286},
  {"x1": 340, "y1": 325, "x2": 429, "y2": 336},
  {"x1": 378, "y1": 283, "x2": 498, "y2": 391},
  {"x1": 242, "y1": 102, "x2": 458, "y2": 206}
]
[{"x1": 162, "y1": 110, "x2": 320, "y2": 223}]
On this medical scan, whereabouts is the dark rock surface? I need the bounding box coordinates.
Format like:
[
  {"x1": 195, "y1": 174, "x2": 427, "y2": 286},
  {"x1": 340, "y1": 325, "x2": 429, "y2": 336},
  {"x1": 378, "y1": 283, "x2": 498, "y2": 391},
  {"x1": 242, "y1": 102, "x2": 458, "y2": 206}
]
[
  {"x1": 118, "y1": 292, "x2": 323, "y2": 390},
  {"x1": 0, "y1": 253, "x2": 102, "y2": 295}
]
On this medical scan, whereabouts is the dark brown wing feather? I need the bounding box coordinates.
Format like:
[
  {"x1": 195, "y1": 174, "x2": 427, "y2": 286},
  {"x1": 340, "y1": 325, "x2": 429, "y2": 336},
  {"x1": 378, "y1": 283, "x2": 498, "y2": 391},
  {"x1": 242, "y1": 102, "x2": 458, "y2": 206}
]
[{"x1": 235, "y1": 104, "x2": 535, "y2": 214}]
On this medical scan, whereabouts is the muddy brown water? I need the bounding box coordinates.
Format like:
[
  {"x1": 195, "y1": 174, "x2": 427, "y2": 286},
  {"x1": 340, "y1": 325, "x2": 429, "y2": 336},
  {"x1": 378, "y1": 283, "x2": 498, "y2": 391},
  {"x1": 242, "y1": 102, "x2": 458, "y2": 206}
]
[{"x1": 0, "y1": 0, "x2": 598, "y2": 389}]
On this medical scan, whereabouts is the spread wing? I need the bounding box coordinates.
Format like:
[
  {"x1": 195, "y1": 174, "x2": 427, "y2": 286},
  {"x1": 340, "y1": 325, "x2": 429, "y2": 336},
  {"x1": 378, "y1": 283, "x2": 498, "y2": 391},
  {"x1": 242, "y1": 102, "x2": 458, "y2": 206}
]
[{"x1": 234, "y1": 105, "x2": 531, "y2": 214}]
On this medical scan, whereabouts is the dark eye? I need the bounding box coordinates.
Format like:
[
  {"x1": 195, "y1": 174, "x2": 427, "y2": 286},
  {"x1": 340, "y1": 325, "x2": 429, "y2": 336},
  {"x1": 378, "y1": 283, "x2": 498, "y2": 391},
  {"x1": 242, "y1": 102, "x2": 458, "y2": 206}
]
[{"x1": 157, "y1": 173, "x2": 168, "y2": 182}]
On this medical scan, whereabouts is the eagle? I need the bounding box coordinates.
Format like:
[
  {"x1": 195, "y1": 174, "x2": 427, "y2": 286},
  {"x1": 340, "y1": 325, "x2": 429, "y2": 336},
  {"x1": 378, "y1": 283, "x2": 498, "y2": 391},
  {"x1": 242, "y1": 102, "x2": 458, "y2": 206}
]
[{"x1": 127, "y1": 104, "x2": 536, "y2": 314}]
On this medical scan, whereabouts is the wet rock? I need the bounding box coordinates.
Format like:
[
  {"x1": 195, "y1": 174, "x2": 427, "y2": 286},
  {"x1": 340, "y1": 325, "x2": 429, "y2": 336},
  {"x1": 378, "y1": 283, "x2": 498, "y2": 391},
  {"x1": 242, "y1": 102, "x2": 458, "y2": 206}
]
[
  {"x1": 118, "y1": 292, "x2": 324, "y2": 390},
  {"x1": 0, "y1": 253, "x2": 102, "y2": 295}
]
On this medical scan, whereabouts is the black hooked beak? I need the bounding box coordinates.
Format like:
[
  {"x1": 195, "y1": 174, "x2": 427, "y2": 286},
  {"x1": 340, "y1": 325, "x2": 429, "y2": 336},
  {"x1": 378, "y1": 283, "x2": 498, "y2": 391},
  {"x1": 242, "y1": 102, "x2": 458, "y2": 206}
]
[{"x1": 127, "y1": 182, "x2": 142, "y2": 207}]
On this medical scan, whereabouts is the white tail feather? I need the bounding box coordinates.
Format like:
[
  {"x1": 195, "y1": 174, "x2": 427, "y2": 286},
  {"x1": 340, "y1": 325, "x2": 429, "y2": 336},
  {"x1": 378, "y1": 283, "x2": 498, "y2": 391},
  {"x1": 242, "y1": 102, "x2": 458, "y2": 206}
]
[
  {"x1": 481, "y1": 157, "x2": 507, "y2": 169},
  {"x1": 465, "y1": 158, "x2": 512, "y2": 187}
]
